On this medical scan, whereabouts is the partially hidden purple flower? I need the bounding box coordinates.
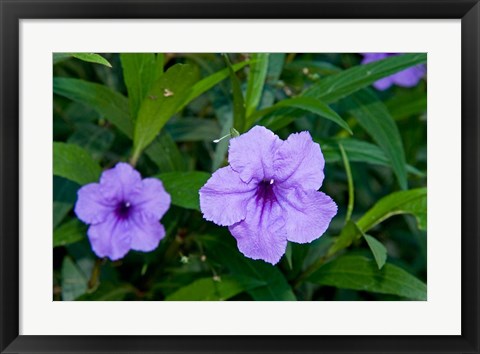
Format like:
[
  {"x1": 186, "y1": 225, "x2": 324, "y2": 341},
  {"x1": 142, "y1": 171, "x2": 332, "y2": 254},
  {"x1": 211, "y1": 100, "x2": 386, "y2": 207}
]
[
  {"x1": 74, "y1": 162, "x2": 171, "y2": 261},
  {"x1": 199, "y1": 126, "x2": 337, "y2": 265},
  {"x1": 361, "y1": 53, "x2": 426, "y2": 90}
]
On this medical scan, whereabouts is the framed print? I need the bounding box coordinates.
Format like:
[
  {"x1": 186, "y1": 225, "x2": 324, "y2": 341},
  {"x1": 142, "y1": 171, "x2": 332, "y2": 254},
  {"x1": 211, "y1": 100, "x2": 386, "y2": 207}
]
[{"x1": 1, "y1": 0, "x2": 479, "y2": 353}]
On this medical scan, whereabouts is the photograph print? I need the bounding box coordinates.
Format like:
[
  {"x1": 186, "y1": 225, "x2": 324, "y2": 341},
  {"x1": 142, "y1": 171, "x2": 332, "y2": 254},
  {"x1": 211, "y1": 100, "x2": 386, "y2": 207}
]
[{"x1": 53, "y1": 52, "x2": 427, "y2": 301}]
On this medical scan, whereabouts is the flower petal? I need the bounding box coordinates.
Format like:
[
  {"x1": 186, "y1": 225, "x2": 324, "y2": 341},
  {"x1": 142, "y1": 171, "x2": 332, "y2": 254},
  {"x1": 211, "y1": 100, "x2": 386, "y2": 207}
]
[
  {"x1": 273, "y1": 131, "x2": 325, "y2": 190},
  {"x1": 361, "y1": 53, "x2": 388, "y2": 64},
  {"x1": 361, "y1": 53, "x2": 394, "y2": 90},
  {"x1": 228, "y1": 125, "x2": 282, "y2": 183},
  {"x1": 276, "y1": 187, "x2": 337, "y2": 244},
  {"x1": 392, "y1": 65, "x2": 426, "y2": 87},
  {"x1": 99, "y1": 162, "x2": 143, "y2": 202},
  {"x1": 228, "y1": 199, "x2": 287, "y2": 265},
  {"x1": 199, "y1": 166, "x2": 257, "y2": 226},
  {"x1": 129, "y1": 213, "x2": 166, "y2": 252},
  {"x1": 87, "y1": 214, "x2": 131, "y2": 261},
  {"x1": 373, "y1": 77, "x2": 394, "y2": 90},
  {"x1": 74, "y1": 183, "x2": 115, "y2": 224},
  {"x1": 130, "y1": 178, "x2": 171, "y2": 220}
]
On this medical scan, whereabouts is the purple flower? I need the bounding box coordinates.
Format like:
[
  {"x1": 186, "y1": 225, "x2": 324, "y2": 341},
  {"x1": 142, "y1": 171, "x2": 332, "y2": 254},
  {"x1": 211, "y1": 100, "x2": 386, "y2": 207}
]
[
  {"x1": 74, "y1": 162, "x2": 171, "y2": 261},
  {"x1": 199, "y1": 126, "x2": 337, "y2": 265},
  {"x1": 361, "y1": 53, "x2": 426, "y2": 90}
]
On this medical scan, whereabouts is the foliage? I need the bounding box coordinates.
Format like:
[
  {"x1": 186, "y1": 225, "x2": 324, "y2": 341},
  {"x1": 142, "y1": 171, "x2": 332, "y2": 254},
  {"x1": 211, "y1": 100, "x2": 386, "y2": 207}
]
[{"x1": 53, "y1": 52, "x2": 427, "y2": 301}]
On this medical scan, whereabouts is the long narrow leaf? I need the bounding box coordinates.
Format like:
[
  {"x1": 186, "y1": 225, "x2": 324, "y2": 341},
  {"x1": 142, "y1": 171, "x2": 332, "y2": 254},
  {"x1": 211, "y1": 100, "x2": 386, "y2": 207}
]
[
  {"x1": 320, "y1": 138, "x2": 424, "y2": 177},
  {"x1": 53, "y1": 142, "x2": 101, "y2": 185},
  {"x1": 53, "y1": 53, "x2": 112, "y2": 67},
  {"x1": 245, "y1": 53, "x2": 269, "y2": 117},
  {"x1": 306, "y1": 53, "x2": 426, "y2": 103},
  {"x1": 328, "y1": 188, "x2": 427, "y2": 256},
  {"x1": 308, "y1": 255, "x2": 426, "y2": 300},
  {"x1": 223, "y1": 54, "x2": 246, "y2": 132},
  {"x1": 120, "y1": 53, "x2": 159, "y2": 119},
  {"x1": 53, "y1": 77, "x2": 132, "y2": 138},
  {"x1": 251, "y1": 97, "x2": 352, "y2": 134},
  {"x1": 345, "y1": 89, "x2": 408, "y2": 189},
  {"x1": 262, "y1": 53, "x2": 427, "y2": 130},
  {"x1": 70, "y1": 53, "x2": 112, "y2": 67},
  {"x1": 179, "y1": 60, "x2": 250, "y2": 113},
  {"x1": 357, "y1": 188, "x2": 427, "y2": 232},
  {"x1": 132, "y1": 64, "x2": 198, "y2": 160}
]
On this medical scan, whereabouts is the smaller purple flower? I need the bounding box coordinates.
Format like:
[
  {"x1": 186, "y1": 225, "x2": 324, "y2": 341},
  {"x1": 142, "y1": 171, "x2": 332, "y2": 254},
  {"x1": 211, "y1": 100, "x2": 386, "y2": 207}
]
[
  {"x1": 74, "y1": 162, "x2": 171, "y2": 261},
  {"x1": 361, "y1": 53, "x2": 426, "y2": 90},
  {"x1": 199, "y1": 126, "x2": 337, "y2": 265}
]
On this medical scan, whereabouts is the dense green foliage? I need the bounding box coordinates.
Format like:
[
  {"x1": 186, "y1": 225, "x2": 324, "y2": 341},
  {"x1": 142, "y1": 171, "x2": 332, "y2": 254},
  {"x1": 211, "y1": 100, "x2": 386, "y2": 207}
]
[{"x1": 53, "y1": 53, "x2": 427, "y2": 301}]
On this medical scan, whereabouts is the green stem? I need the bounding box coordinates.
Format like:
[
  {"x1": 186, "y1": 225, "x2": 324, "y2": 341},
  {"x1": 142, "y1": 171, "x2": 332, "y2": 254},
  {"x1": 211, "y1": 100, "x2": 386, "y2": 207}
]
[
  {"x1": 88, "y1": 259, "x2": 102, "y2": 290},
  {"x1": 293, "y1": 255, "x2": 327, "y2": 289},
  {"x1": 339, "y1": 142, "x2": 354, "y2": 223},
  {"x1": 129, "y1": 148, "x2": 141, "y2": 167}
]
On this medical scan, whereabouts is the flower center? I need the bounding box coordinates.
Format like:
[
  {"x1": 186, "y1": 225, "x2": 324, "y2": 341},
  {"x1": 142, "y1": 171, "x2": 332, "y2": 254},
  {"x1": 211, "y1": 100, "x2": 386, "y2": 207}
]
[
  {"x1": 256, "y1": 179, "x2": 277, "y2": 203},
  {"x1": 115, "y1": 201, "x2": 132, "y2": 219}
]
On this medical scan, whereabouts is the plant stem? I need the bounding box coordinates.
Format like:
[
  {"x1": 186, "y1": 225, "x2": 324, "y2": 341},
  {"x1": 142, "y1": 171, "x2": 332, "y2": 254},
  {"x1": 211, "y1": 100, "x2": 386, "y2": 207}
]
[
  {"x1": 88, "y1": 258, "x2": 102, "y2": 290},
  {"x1": 339, "y1": 142, "x2": 354, "y2": 223},
  {"x1": 293, "y1": 255, "x2": 327, "y2": 289},
  {"x1": 129, "y1": 149, "x2": 141, "y2": 167}
]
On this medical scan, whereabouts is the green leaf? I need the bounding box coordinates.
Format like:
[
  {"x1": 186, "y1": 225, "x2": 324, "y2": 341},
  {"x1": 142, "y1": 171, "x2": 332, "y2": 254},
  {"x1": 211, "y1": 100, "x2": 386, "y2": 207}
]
[
  {"x1": 53, "y1": 53, "x2": 112, "y2": 67},
  {"x1": 70, "y1": 53, "x2": 112, "y2": 67},
  {"x1": 54, "y1": 218, "x2": 87, "y2": 247},
  {"x1": 165, "y1": 275, "x2": 263, "y2": 301},
  {"x1": 53, "y1": 142, "x2": 101, "y2": 185},
  {"x1": 61, "y1": 256, "x2": 89, "y2": 301},
  {"x1": 285, "y1": 60, "x2": 342, "y2": 76},
  {"x1": 327, "y1": 189, "x2": 427, "y2": 257},
  {"x1": 320, "y1": 138, "x2": 424, "y2": 177},
  {"x1": 145, "y1": 131, "x2": 186, "y2": 172},
  {"x1": 179, "y1": 60, "x2": 250, "y2": 112},
  {"x1": 67, "y1": 123, "x2": 115, "y2": 161},
  {"x1": 252, "y1": 97, "x2": 352, "y2": 134},
  {"x1": 363, "y1": 234, "x2": 387, "y2": 269},
  {"x1": 386, "y1": 87, "x2": 427, "y2": 120},
  {"x1": 305, "y1": 53, "x2": 427, "y2": 103},
  {"x1": 327, "y1": 220, "x2": 359, "y2": 257},
  {"x1": 166, "y1": 118, "x2": 221, "y2": 142},
  {"x1": 308, "y1": 255, "x2": 426, "y2": 300},
  {"x1": 345, "y1": 89, "x2": 408, "y2": 190},
  {"x1": 156, "y1": 171, "x2": 210, "y2": 211},
  {"x1": 211, "y1": 102, "x2": 233, "y2": 171},
  {"x1": 53, "y1": 77, "x2": 132, "y2": 138},
  {"x1": 155, "y1": 53, "x2": 165, "y2": 79},
  {"x1": 357, "y1": 188, "x2": 427, "y2": 232},
  {"x1": 120, "y1": 53, "x2": 160, "y2": 119},
  {"x1": 245, "y1": 53, "x2": 269, "y2": 117},
  {"x1": 53, "y1": 53, "x2": 72, "y2": 64},
  {"x1": 223, "y1": 54, "x2": 246, "y2": 132},
  {"x1": 266, "y1": 53, "x2": 286, "y2": 83},
  {"x1": 262, "y1": 53, "x2": 427, "y2": 130},
  {"x1": 76, "y1": 282, "x2": 136, "y2": 301},
  {"x1": 133, "y1": 64, "x2": 199, "y2": 159},
  {"x1": 200, "y1": 234, "x2": 296, "y2": 301},
  {"x1": 53, "y1": 176, "x2": 79, "y2": 229}
]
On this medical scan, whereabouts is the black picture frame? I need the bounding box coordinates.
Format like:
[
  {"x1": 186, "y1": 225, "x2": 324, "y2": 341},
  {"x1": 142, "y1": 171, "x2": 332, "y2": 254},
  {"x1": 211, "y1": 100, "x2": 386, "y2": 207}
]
[{"x1": 1, "y1": 0, "x2": 479, "y2": 353}]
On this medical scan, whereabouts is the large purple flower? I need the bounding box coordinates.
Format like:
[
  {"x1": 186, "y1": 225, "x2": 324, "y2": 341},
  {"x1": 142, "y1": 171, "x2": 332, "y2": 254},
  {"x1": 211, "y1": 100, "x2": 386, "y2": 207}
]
[
  {"x1": 361, "y1": 53, "x2": 426, "y2": 90},
  {"x1": 199, "y1": 126, "x2": 337, "y2": 265},
  {"x1": 74, "y1": 162, "x2": 171, "y2": 261}
]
